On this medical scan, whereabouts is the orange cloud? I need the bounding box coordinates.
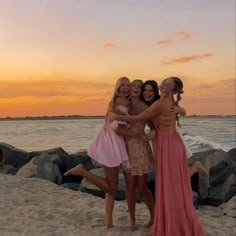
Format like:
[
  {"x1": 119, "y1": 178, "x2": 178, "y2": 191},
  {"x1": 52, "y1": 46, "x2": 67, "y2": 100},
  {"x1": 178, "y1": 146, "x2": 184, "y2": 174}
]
[
  {"x1": 174, "y1": 31, "x2": 192, "y2": 39},
  {"x1": 179, "y1": 78, "x2": 235, "y2": 115},
  {"x1": 157, "y1": 40, "x2": 170, "y2": 45},
  {"x1": 0, "y1": 80, "x2": 114, "y2": 99},
  {"x1": 184, "y1": 78, "x2": 235, "y2": 102},
  {"x1": 0, "y1": 96, "x2": 109, "y2": 117},
  {"x1": 196, "y1": 78, "x2": 235, "y2": 97},
  {"x1": 0, "y1": 79, "x2": 119, "y2": 117},
  {"x1": 163, "y1": 53, "x2": 213, "y2": 64},
  {"x1": 157, "y1": 31, "x2": 192, "y2": 46},
  {"x1": 104, "y1": 42, "x2": 116, "y2": 48}
]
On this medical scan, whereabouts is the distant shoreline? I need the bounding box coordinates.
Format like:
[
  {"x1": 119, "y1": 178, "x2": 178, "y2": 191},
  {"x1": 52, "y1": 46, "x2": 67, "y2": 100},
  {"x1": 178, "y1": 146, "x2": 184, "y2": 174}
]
[
  {"x1": 0, "y1": 114, "x2": 235, "y2": 121},
  {"x1": 0, "y1": 115, "x2": 105, "y2": 121}
]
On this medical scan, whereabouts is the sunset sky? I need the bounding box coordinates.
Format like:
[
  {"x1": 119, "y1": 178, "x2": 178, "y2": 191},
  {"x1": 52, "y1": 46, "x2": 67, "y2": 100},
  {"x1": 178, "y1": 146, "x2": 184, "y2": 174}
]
[{"x1": 0, "y1": 0, "x2": 235, "y2": 117}]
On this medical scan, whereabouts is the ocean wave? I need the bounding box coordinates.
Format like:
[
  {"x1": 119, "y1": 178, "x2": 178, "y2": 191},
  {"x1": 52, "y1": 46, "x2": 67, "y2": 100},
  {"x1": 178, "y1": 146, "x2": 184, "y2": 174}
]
[{"x1": 183, "y1": 134, "x2": 234, "y2": 153}]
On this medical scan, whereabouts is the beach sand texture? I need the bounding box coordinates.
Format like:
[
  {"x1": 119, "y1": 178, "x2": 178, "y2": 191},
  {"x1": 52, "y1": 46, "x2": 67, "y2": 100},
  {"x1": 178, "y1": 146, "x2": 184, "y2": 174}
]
[{"x1": 0, "y1": 174, "x2": 235, "y2": 236}]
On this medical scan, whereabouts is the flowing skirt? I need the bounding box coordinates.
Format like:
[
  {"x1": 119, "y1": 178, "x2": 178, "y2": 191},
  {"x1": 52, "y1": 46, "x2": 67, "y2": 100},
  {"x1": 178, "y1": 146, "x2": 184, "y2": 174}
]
[
  {"x1": 88, "y1": 123, "x2": 130, "y2": 169},
  {"x1": 152, "y1": 130, "x2": 206, "y2": 236}
]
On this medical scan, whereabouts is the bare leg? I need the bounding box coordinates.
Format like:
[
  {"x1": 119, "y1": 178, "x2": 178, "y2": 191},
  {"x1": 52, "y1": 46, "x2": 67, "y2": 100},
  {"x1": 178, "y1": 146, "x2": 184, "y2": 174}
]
[
  {"x1": 103, "y1": 166, "x2": 119, "y2": 229},
  {"x1": 65, "y1": 164, "x2": 119, "y2": 228},
  {"x1": 189, "y1": 161, "x2": 208, "y2": 178},
  {"x1": 137, "y1": 174, "x2": 154, "y2": 228},
  {"x1": 123, "y1": 171, "x2": 137, "y2": 231},
  {"x1": 64, "y1": 164, "x2": 111, "y2": 192}
]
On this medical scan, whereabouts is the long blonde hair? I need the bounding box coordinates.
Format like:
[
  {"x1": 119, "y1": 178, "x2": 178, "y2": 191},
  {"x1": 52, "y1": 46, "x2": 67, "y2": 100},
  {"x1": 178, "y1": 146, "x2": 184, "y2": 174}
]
[{"x1": 108, "y1": 77, "x2": 131, "y2": 111}]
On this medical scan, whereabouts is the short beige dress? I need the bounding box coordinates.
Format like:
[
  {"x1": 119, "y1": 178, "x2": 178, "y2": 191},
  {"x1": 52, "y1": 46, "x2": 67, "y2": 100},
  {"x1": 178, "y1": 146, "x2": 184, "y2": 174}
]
[{"x1": 125, "y1": 102, "x2": 154, "y2": 176}]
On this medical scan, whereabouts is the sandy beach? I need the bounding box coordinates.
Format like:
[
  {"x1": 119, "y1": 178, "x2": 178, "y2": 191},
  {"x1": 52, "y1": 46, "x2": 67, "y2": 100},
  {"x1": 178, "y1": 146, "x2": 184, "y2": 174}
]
[{"x1": 0, "y1": 173, "x2": 235, "y2": 236}]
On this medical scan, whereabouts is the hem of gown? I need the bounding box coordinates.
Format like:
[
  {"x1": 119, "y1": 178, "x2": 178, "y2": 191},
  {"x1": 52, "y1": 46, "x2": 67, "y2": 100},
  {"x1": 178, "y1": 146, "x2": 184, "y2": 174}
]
[{"x1": 130, "y1": 169, "x2": 152, "y2": 176}]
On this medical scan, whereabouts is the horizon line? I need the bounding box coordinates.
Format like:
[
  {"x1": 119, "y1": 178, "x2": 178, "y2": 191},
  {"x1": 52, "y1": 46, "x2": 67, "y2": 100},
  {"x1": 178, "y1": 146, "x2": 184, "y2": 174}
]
[{"x1": 0, "y1": 114, "x2": 235, "y2": 121}]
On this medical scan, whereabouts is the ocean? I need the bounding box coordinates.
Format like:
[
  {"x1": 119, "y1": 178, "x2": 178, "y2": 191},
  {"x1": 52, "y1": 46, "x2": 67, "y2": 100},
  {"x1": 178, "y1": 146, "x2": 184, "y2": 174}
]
[{"x1": 0, "y1": 116, "x2": 235, "y2": 154}]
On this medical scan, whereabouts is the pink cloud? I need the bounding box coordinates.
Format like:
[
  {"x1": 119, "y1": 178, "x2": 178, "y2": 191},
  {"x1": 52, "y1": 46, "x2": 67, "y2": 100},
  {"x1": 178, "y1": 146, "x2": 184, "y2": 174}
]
[
  {"x1": 157, "y1": 31, "x2": 192, "y2": 46},
  {"x1": 174, "y1": 31, "x2": 192, "y2": 40},
  {"x1": 103, "y1": 42, "x2": 116, "y2": 48},
  {"x1": 174, "y1": 31, "x2": 185, "y2": 36},
  {"x1": 163, "y1": 53, "x2": 213, "y2": 65},
  {"x1": 157, "y1": 40, "x2": 170, "y2": 45}
]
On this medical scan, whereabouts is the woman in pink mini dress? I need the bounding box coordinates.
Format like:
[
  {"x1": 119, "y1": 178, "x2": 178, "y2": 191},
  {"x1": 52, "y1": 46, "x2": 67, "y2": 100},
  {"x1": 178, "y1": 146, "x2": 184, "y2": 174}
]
[{"x1": 64, "y1": 77, "x2": 132, "y2": 229}]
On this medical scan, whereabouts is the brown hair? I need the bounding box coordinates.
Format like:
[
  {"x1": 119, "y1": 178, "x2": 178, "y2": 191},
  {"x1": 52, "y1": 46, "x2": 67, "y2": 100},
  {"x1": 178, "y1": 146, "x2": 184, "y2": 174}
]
[{"x1": 170, "y1": 77, "x2": 184, "y2": 127}]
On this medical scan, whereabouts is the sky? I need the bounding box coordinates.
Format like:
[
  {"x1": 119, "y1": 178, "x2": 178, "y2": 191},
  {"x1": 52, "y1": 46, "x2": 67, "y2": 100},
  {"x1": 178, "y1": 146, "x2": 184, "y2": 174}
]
[{"x1": 0, "y1": 0, "x2": 235, "y2": 117}]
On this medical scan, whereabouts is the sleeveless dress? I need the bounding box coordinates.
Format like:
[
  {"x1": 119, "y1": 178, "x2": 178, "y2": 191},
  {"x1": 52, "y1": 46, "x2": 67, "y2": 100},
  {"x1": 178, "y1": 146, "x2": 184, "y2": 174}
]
[
  {"x1": 125, "y1": 103, "x2": 153, "y2": 176},
  {"x1": 152, "y1": 118, "x2": 206, "y2": 236},
  {"x1": 88, "y1": 105, "x2": 130, "y2": 169},
  {"x1": 151, "y1": 117, "x2": 192, "y2": 158}
]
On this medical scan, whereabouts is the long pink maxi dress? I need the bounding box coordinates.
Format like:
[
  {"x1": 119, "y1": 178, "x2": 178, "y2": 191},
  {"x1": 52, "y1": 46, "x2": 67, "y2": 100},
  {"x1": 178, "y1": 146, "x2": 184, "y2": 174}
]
[
  {"x1": 88, "y1": 105, "x2": 130, "y2": 169},
  {"x1": 152, "y1": 121, "x2": 206, "y2": 235}
]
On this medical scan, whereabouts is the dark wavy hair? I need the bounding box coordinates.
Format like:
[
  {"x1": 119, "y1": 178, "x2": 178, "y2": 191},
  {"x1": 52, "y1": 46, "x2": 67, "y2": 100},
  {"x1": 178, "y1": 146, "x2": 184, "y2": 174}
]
[{"x1": 141, "y1": 80, "x2": 160, "y2": 105}]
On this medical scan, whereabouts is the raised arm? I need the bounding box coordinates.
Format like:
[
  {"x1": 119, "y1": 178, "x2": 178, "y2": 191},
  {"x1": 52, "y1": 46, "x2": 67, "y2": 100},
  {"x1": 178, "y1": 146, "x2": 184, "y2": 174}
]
[
  {"x1": 170, "y1": 104, "x2": 186, "y2": 116},
  {"x1": 109, "y1": 100, "x2": 162, "y2": 122},
  {"x1": 176, "y1": 106, "x2": 186, "y2": 116},
  {"x1": 115, "y1": 126, "x2": 144, "y2": 138}
]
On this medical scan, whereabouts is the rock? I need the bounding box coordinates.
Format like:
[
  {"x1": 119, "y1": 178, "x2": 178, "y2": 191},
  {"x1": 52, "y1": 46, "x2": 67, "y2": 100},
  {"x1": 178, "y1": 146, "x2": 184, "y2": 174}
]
[
  {"x1": 198, "y1": 158, "x2": 210, "y2": 199},
  {"x1": 227, "y1": 148, "x2": 236, "y2": 163},
  {"x1": 148, "y1": 149, "x2": 236, "y2": 206},
  {"x1": 189, "y1": 149, "x2": 236, "y2": 205},
  {"x1": 189, "y1": 149, "x2": 228, "y2": 166},
  {"x1": 16, "y1": 152, "x2": 62, "y2": 184},
  {"x1": 79, "y1": 168, "x2": 127, "y2": 200},
  {"x1": 61, "y1": 182, "x2": 81, "y2": 191},
  {"x1": 29, "y1": 147, "x2": 69, "y2": 173},
  {"x1": 66, "y1": 152, "x2": 94, "y2": 171},
  {"x1": 63, "y1": 152, "x2": 95, "y2": 184},
  {"x1": 208, "y1": 174, "x2": 236, "y2": 205},
  {"x1": 0, "y1": 142, "x2": 30, "y2": 168},
  {"x1": 197, "y1": 196, "x2": 236, "y2": 236}
]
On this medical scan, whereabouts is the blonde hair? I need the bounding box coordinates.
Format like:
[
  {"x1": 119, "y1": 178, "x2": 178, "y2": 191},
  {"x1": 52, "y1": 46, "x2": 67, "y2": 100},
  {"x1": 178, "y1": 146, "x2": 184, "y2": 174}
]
[{"x1": 108, "y1": 77, "x2": 130, "y2": 111}]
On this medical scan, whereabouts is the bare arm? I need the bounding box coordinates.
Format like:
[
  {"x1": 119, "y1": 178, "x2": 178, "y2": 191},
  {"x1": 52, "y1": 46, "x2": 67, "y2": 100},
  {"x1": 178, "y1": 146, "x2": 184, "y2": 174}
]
[
  {"x1": 115, "y1": 126, "x2": 144, "y2": 138},
  {"x1": 109, "y1": 100, "x2": 162, "y2": 122},
  {"x1": 176, "y1": 106, "x2": 186, "y2": 116},
  {"x1": 170, "y1": 105, "x2": 186, "y2": 116}
]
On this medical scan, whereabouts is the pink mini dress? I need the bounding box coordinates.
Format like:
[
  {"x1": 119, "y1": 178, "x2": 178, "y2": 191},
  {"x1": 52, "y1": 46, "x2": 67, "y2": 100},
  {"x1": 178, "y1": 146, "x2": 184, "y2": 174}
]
[{"x1": 88, "y1": 105, "x2": 130, "y2": 169}]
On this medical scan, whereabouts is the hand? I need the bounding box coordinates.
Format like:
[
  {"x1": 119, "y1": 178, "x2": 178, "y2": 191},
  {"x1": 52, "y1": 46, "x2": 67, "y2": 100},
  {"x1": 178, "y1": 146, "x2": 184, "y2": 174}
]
[
  {"x1": 108, "y1": 112, "x2": 117, "y2": 122},
  {"x1": 146, "y1": 130, "x2": 156, "y2": 141},
  {"x1": 170, "y1": 104, "x2": 177, "y2": 114},
  {"x1": 140, "y1": 133, "x2": 148, "y2": 142}
]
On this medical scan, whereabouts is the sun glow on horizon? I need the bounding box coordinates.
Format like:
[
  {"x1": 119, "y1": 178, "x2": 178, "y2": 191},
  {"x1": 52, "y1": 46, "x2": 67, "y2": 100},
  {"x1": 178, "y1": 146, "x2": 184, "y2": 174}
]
[{"x1": 0, "y1": 0, "x2": 235, "y2": 117}]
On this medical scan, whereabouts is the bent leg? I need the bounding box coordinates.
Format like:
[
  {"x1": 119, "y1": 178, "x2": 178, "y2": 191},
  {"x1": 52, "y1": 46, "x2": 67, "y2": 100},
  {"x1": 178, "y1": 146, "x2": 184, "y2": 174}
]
[
  {"x1": 64, "y1": 164, "x2": 116, "y2": 193},
  {"x1": 189, "y1": 161, "x2": 208, "y2": 178}
]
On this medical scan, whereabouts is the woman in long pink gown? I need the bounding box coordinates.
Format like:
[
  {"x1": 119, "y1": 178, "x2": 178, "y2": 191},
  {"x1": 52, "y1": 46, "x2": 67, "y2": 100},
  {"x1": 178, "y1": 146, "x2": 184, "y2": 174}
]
[{"x1": 109, "y1": 77, "x2": 206, "y2": 236}]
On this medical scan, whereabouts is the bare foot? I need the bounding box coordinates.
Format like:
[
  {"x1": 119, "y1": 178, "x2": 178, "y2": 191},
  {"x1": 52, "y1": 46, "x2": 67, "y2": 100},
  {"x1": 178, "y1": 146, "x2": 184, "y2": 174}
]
[
  {"x1": 64, "y1": 164, "x2": 85, "y2": 176},
  {"x1": 194, "y1": 161, "x2": 208, "y2": 177},
  {"x1": 106, "y1": 223, "x2": 113, "y2": 229},
  {"x1": 130, "y1": 223, "x2": 137, "y2": 231}
]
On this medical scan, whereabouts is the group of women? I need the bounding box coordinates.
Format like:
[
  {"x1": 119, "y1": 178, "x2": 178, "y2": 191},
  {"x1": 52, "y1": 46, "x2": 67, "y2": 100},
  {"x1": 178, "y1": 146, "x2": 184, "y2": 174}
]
[{"x1": 64, "y1": 76, "x2": 207, "y2": 236}]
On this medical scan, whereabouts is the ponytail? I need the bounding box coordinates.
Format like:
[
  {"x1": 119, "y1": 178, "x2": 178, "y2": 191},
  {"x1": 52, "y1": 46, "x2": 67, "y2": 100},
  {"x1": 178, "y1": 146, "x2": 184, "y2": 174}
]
[{"x1": 172, "y1": 77, "x2": 184, "y2": 127}]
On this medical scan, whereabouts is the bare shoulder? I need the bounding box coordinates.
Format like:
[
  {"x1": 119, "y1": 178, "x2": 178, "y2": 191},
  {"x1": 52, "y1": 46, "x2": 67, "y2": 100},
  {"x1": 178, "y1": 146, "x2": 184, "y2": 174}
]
[
  {"x1": 116, "y1": 96, "x2": 129, "y2": 106},
  {"x1": 150, "y1": 100, "x2": 162, "y2": 109},
  {"x1": 141, "y1": 101, "x2": 148, "y2": 110}
]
